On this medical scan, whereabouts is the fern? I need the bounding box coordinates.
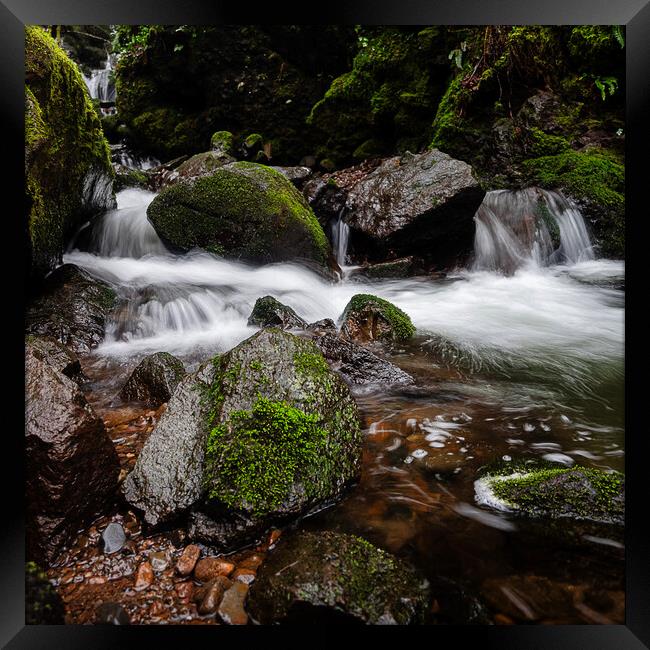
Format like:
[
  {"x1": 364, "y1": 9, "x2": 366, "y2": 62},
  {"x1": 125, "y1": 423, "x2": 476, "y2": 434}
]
[{"x1": 612, "y1": 25, "x2": 625, "y2": 49}]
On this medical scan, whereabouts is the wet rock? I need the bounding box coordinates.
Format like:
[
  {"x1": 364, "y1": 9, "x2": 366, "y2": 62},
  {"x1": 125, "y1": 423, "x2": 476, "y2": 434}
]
[
  {"x1": 475, "y1": 461, "x2": 624, "y2": 524},
  {"x1": 24, "y1": 335, "x2": 87, "y2": 384},
  {"x1": 95, "y1": 602, "x2": 131, "y2": 625},
  {"x1": 175, "y1": 581, "x2": 195, "y2": 603},
  {"x1": 26, "y1": 264, "x2": 118, "y2": 355},
  {"x1": 194, "y1": 557, "x2": 235, "y2": 582},
  {"x1": 119, "y1": 352, "x2": 186, "y2": 407},
  {"x1": 198, "y1": 576, "x2": 233, "y2": 615},
  {"x1": 238, "y1": 554, "x2": 264, "y2": 571},
  {"x1": 218, "y1": 582, "x2": 249, "y2": 625},
  {"x1": 348, "y1": 256, "x2": 424, "y2": 279},
  {"x1": 306, "y1": 318, "x2": 337, "y2": 335},
  {"x1": 125, "y1": 329, "x2": 362, "y2": 551},
  {"x1": 25, "y1": 562, "x2": 65, "y2": 625},
  {"x1": 101, "y1": 523, "x2": 126, "y2": 555},
  {"x1": 312, "y1": 333, "x2": 414, "y2": 387},
  {"x1": 134, "y1": 561, "x2": 154, "y2": 590},
  {"x1": 247, "y1": 296, "x2": 308, "y2": 330},
  {"x1": 303, "y1": 176, "x2": 348, "y2": 228},
  {"x1": 270, "y1": 166, "x2": 312, "y2": 188},
  {"x1": 232, "y1": 568, "x2": 256, "y2": 584},
  {"x1": 165, "y1": 150, "x2": 236, "y2": 187},
  {"x1": 339, "y1": 294, "x2": 416, "y2": 343},
  {"x1": 248, "y1": 531, "x2": 430, "y2": 624},
  {"x1": 342, "y1": 149, "x2": 484, "y2": 266},
  {"x1": 176, "y1": 544, "x2": 201, "y2": 576},
  {"x1": 147, "y1": 162, "x2": 332, "y2": 272},
  {"x1": 25, "y1": 339, "x2": 120, "y2": 563},
  {"x1": 150, "y1": 551, "x2": 170, "y2": 573},
  {"x1": 113, "y1": 164, "x2": 151, "y2": 192}
]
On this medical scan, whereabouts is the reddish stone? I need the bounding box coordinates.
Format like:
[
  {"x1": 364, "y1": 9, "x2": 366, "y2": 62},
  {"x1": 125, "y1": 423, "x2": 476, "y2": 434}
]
[
  {"x1": 134, "y1": 561, "x2": 154, "y2": 590},
  {"x1": 198, "y1": 576, "x2": 233, "y2": 615},
  {"x1": 176, "y1": 544, "x2": 201, "y2": 576},
  {"x1": 175, "y1": 581, "x2": 195, "y2": 603},
  {"x1": 194, "y1": 557, "x2": 235, "y2": 583},
  {"x1": 218, "y1": 582, "x2": 249, "y2": 625},
  {"x1": 238, "y1": 554, "x2": 263, "y2": 571}
]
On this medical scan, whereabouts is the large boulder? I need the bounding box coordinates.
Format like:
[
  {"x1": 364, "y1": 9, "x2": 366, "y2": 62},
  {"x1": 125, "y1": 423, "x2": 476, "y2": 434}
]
[
  {"x1": 123, "y1": 329, "x2": 362, "y2": 549},
  {"x1": 341, "y1": 149, "x2": 484, "y2": 266},
  {"x1": 26, "y1": 337, "x2": 120, "y2": 563},
  {"x1": 26, "y1": 26, "x2": 115, "y2": 286},
  {"x1": 147, "y1": 162, "x2": 333, "y2": 272},
  {"x1": 475, "y1": 461, "x2": 624, "y2": 525},
  {"x1": 25, "y1": 264, "x2": 118, "y2": 355},
  {"x1": 339, "y1": 294, "x2": 416, "y2": 343},
  {"x1": 119, "y1": 352, "x2": 186, "y2": 406},
  {"x1": 248, "y1": 531, "x2": 430, "y2": 624}
]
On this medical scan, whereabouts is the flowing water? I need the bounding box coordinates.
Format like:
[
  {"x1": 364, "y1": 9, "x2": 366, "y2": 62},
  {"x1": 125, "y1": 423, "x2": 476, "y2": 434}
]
[
  {"x1": 63, "y1": 186, "x2": 625, "y2": 623},
  {"x1": 83, "y1": 55, "x2": 117, "y2": 114}
]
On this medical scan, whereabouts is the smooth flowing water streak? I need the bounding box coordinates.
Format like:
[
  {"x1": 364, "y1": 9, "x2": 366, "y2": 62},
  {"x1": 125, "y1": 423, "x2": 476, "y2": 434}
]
[
  {"x1": 83, "y1": 55, "x2": 116, "y2": 108},
  {"x1": 64, "y1": 189, "x2": 623, "y2": 410},
  {"x1": 473, "y1": 188, "x2": 595, "y2": 273},
  {"x1": 330, "y1": 207, "x2": 351, "y2": 268}
]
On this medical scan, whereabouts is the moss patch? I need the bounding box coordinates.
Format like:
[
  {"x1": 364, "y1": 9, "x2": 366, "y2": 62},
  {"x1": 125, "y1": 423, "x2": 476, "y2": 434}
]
[{"x1": 341, "y1": 293, "x2": 416, "y2": 341}]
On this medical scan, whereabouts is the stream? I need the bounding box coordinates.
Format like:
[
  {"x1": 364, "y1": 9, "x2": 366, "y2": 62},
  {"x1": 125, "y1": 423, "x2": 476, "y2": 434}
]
[{"x1": 63, "y1": 185, "x2": 625, "y2": 624}]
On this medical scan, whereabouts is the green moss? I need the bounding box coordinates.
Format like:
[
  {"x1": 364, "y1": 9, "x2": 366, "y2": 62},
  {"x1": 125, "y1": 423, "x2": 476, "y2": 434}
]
[
  {"x1": 526, "y1": 127, "x2": 571, "y2": 157},
  {"x1": 244, "y1": 133, "x2": 263, "y2": 150},
  {"x1": 25, "y1": 26, "x2": 114, "y2": 283},
  {"x1": 204, "y1": 397, "x2": 329, "y2": 515},
  {"x1": 211, "y1": 130, "x2": 234, "y2": 153},
  {"x1": 487, "y1": 465, "x2": 624, "y2": 522},
  {"x1": 294, "y1": 351, "x2": 329, "y2": 379},
  {"x1": 147, "y1": 162, "x2": 330, "y2": 266},
  {"x1": 342, "y1": 293, "x2": 416, "y2": 341}
]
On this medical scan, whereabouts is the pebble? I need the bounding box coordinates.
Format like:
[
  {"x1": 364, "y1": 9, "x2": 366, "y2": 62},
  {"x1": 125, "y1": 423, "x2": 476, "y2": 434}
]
[
  {"x1": 150, "y1": 551, "x2": 169, "y2": 573},
  {"x1": 195, "y1": 557, "x2": 235, "y2": 582},
  {"x1": 149, "y1": 601, "x2": 166, "y2": 617},
  {"x1": 176, "y1": 545, "x2": 201, "y2": 576},
  {"x1": 134, "y1": 561, "x2": 154, "y2": 590},
  {"x1": 218, "y1": 582, "x2": 249, "y2": 625},
  {"x1": 102, "y1": 523, "x2": 126, "y2": 554},
  {"x1": 232, "y1": 568, "x2": 256, "y2": 584},
  {"x1": 88, "y1": 576, "x2": 107, "y2": 585},
  {"x1": 175, "y1": 581, "x2": 195, "y2": 603},
  {"x1": 268, "y1": 529, "x2": 282, "y2": 547},
  {"x1": 238, "y1": 554, "x2": 263, "y2": 571},
  {"x1": 198, "y1": 576, "x2": 233, "y2": 615}
]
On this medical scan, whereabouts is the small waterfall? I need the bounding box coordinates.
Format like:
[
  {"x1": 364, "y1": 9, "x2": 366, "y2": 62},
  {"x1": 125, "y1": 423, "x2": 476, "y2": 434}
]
[
  {"x1": 83, "y1": 54, "x2": 116, "y2": 115},
  {"x1": 472, "y1": 188, "x2": 594, "y2": 273},
  {"x1": 71, "y1": 188, "x2": 167, "y2": 258},
  {"x1": 330, "y1": 207, "x2": 350, "y2": 267}
]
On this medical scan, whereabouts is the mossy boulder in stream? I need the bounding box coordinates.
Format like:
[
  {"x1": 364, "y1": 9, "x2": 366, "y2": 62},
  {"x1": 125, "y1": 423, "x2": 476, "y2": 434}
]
[
  {"x1": 25, "y1": 26, "x2": 115, "y2": 286},
  {"x1": 340, "y1": 294, "x2": 416, "y2": 343},
  {"x1": 248, "y1": 530, "x2": 430, "y2": 624},
  {"x1": 247, "y1": 296, "x2": 308, "y2": 330},
  {"x1": 123, "y1": 329, "x2": 362, "y2": 550},
  {"x1": 147, "y1": 162, "x2": 332, "y2": 272},
  {"x1": 475, "y1": 461, "x2": 624, "y2": 525}
]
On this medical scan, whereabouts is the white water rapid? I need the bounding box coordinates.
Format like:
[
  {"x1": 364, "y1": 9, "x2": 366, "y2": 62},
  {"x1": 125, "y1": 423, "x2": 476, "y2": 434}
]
[{"x1": 64, "y1": 187, "x2": 623, "y2": 409}]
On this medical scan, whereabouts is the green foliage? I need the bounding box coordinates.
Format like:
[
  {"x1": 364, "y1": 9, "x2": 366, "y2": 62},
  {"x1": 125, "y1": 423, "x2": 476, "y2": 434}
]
[
  {"x1": 204, "y1": 397, "x2": 328, "y2": 515},
  {"x1": 592, "y1": 75, "x2": 618, "y2": 101}
]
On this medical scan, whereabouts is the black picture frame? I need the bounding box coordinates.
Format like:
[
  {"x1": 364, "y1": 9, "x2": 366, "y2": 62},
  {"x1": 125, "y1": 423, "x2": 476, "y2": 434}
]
[{"x1": 3, "y1": 0, "x2": 647, "y2": 646}]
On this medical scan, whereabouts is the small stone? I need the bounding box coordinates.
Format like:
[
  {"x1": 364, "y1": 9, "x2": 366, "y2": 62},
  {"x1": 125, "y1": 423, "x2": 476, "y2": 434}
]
[
  {"x1": 95, "y1": 602, "x2": 131, "y2": 625},
  {"x1": 238, "y1": 554, "x2": 263, "y2": 571},
  {"x1": 134, "y1": 561, "x2": 154, "y2": 590},
  {"x1": 102, "y1": 523, "x2": 126, "y2": 554},
  {"x1": 149, "y1": 600, "x2": 166, "y2": 617},
  {"x1": 218, "y1": 582, "x2": 249, "y2": 625},
  {"x1": 176, "y1": 544, "x2": 201, "y2": 576},
  {"x1": 268, "y1": 529, "x2": 282, "y2": 546},
  {"x1": 175, "y1": 581, "x2": 194, "y2": 603},
  {"x1": 88, "y1": 576, "x2": 107, "y2": 585},
  {"x1": 198, "y1": 576, "x2": 232, "y2": 615},
  {"x1": 150, "y1": 551, "x2": 169, "y2": 573},
  {"x1": 195, "y1": 557, "x2": 235, "y2": 583},
  {"x1": 232, "y1": 568, "x2": 256, "y2": 584}
]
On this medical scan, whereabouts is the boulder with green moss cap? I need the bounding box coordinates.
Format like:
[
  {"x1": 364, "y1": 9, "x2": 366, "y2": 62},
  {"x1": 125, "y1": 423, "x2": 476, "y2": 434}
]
[
  {"x1": 210, "y1": 130, "x2": 234, "y2": 155},
  {"x1": 248, "y1": 530, "x2": 430, "y2": 624},
  {"x1": 147, "y1": 162, "x2": 333, "y2": 273},
  {"x1": 123, "y1": 328, "x2": 362, "y2": 550},
  {"x1": 25, "y1": 26, "x2": 115, "y2": 286},
  {"x1": 339, "y1": 293, "x2": 416, "y2": 343},
  {"x1": 475, "y1": 460, "x2": 624, "y2": 525}
]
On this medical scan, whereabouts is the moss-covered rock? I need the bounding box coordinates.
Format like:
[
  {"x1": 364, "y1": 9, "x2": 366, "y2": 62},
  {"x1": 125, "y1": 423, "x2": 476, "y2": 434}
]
[
  {"x1": 340, "y1": 294, "x2": 416, "y2": 343},
  {"x1": 119, "y1": 351, "x2": 186, "y2": 406},
  {"x1": 210, "y1": 130, "x2": 234, "y2": 155},
  {"x1": 248, "y1": 530, "x2": 430, "y2": 624},
  {"x1": 124, "y1": 329, "x2": 362, "y2": 549},
  {"x1": 25, "y1": 562, "x2": 65, "y2": 625},
  {"x1": 25, "y1": 26, "x2": 115, "y2": 287},
  {"x1": 247, "y1": 296, "x2": 308, "y2": 330},
  {"x1": 147, "y1": 162, "x2": 332, "y2": 271},
  {"x1": 475, "y1": 461, "x2": 624, "y2": 525}
]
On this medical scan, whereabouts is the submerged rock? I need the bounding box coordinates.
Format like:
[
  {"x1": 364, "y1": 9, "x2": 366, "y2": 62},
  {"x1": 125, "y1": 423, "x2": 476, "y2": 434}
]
[
  {"x1": 25, "y1": 562, "x2": 65, "y2": 625},
  {"x1": 124, "y1": 329, "x2": 362, "y2": 549},
  {"x1": 147, "y1": 162, "x2": 333, "y2": 272},
  {"x1": 313, "y1": 333, "x2": 414, "y2": 387},
  {"x1": 247, "y1": 296, "x2": 308, "y2": 330},
  {"x1": 339, "y1": 293, "x2": 416, "y2": 343},
  {"x1": 475, "y1": 462, "x2": 624, "y2": 525},
  {"x1": 26, "y1": 264, "x2": 118, "y2": 355},
  {"x1": 26, "y1": 26, "x2": 115, "y2": 285},
  {"x1": 248, "y1": 531, "x2": 430, "y2": 625},
  {"x1": 25, "y1": 338, "x2": 119, "y2": 563},
  {"x1": 119, "y1": 351, "x2": 186, "y2": 406}
]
